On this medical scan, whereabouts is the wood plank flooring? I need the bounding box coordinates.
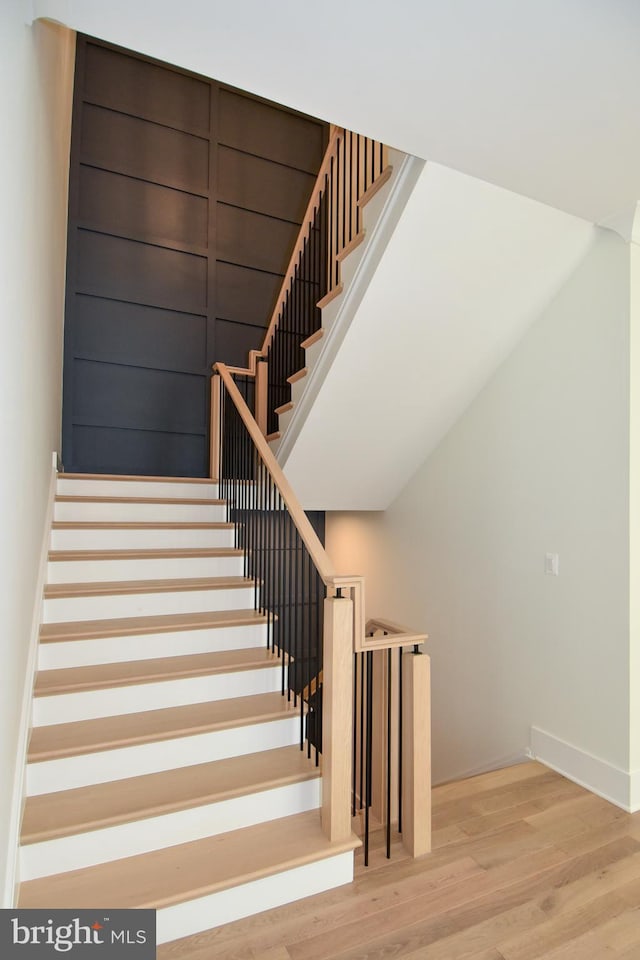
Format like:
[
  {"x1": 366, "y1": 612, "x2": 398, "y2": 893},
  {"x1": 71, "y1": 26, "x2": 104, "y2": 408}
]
[{"x1": 157, "y1": 761, "x2": 640, "y2": 960}]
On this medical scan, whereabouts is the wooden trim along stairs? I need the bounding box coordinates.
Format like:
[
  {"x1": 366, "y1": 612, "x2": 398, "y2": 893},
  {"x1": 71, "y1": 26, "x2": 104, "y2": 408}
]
[
  {"x1": 267, "y1": 149, "x2": 405, "y2": 450},
  {"x1": 18, "y1": 473, "x2": 359, "y2": 944}
]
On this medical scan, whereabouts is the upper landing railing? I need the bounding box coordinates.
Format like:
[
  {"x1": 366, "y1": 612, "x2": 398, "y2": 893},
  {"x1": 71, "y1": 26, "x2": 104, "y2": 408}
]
[{"x1": 225, "y1": 126, "x2": 392, "y2": 438}]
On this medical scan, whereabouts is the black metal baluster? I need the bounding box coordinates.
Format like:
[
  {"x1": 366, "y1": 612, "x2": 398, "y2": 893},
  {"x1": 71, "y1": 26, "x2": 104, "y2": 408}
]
[
  {"x1": 266, "y1": 475, "x2": 274, "y2": 653},
  {"x1": 305, "y1": 544, "x2": 312, "y2": 760},
  {"x1": 257, "y1": 458, "x2": 264, "y2": 622},
  {"x1": 276, "y1": 489, "x2": 286, "y2": 694},
  {"x1": 359, "y1": 650, "x2": 365, "y2": 811},
  {"x1": 352, "y1": 652, "x2": 358, "y2": 817},
  {"x1": 348, "y1": 131, "x2": 354, "y2": 245},
  {"x1": 398, "y1": 645, "x2": 403, "y2": 834},
  {"x1": 334, "y1": 150, "x2": 340, "y2": 289},
  {"x1": 287, "y1": 512, "x2": 294, "y2": 705},
  {"x1": 249, "y1": 438, "x2": 256, "y2": 615},
  {"x1": 294, "y1": 527, "x2": 303, "y2": 745},
  {"x1": 386, "y1": 646, "x2": 392, "y2": 859},
  {"x1": 329, "y1": 156, "x2": 334, "y2": 293},
  {"x1": 355, "y1": 135, "x2": 361, "y2": 233},
  {"x1": 365, "y1": 649, "x2": 373, "y2": 867},
  {"x1": 341, "y1": 131, "x2": 346, "y2": 257},
  {"x1": 316, "y1": 677, "x2": 323, "y2": 769}
]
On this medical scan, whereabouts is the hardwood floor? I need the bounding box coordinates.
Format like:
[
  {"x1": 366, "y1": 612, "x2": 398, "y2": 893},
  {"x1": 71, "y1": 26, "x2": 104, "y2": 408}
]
[{"x1": 157, "y1": 761, "x2": 640, "y2": 959}]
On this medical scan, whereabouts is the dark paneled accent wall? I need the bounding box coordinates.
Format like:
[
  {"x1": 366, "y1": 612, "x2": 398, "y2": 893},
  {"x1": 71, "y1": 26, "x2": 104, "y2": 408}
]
[{"x1": 63, "y1": 37, "x2": 326, "y2": 477}]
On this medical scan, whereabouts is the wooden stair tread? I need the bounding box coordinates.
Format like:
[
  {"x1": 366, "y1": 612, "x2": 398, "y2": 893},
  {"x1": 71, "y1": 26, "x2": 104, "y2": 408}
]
[
  {"x1": 48, "y1": 547, "x2": 242, "y2": 561},
  {"x1": 274, "y1": 401, "x2": 293, "y2": 416},
  {"x1": 18, "y1": 810, "x2": 359, "y2": 909},
  {"x1": 21, "y1": 746, "x2": 318, "y2": 844},
  {"x1": 52, "y1": 521, "x2": 233, "y2": 530},
  {"x1": 39, "y1": 608, "x2": 267, "y2": 643},
  {"x1": 28, "y1": 692, "x2": 293, "y2": 761},
  {"x1": 35, "y1": 647, "x2": 283, "y2": 696},
  {"x1": 300, "y1": 329, "x2": 323, "y2": 350},
  {"x1": 287, "y1": 368, "x2": 307, "y2": 385},
  {"x1": 44, "y1": 576, "x2": 253, "y2": 599},
  {"x1": 55, "y1": 496, "x2": 224, "y2": 505},
  {"x1": 59, "y1": 473, "x2": 216, "y2": 484}
]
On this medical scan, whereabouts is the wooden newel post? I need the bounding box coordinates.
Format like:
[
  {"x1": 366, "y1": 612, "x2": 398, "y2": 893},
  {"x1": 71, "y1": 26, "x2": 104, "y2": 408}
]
[
  {"x1": 321, "y1": 594, "x2": 354, "y2": 843},
  {"x1": 401, "y1": 650, "x2": 431, "y2": 857},
  {"x1": 209, "y1": 374, "x2": 221, "y2": 481}
]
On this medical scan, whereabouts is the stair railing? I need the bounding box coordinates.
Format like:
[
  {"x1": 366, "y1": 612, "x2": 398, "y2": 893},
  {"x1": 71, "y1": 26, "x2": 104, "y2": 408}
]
[
  {"x1": 222, "y1": 126, "x2": 391, "y2": 439},
  {"x1": 212, "y1": 362, "x2": 361, "y2": 844},
  {"x1": 210, "y1": 364, "x2": 431, "y2": 859},
  {"x1": 354, "y1": 620, "x2": 430, "y2": 865}
]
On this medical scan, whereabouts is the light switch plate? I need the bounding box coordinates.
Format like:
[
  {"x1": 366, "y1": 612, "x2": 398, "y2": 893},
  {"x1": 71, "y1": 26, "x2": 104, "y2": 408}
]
[{"x1": 545, "y1": 552, "x2": 559, "y2": 576}]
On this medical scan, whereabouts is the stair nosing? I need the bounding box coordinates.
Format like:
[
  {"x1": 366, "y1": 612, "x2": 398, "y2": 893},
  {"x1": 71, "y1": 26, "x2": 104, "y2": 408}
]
[
  {"x1": 48, "y1": 547, "x2": 243, "y2": 562},
  {"x1": 58, "y1": 473, "x2": 217, "y2": 485},
  {"x1": 34, "y1": 649, "x2": 283, "y2": 696},
  {"x1": 44, "y1": 576, "x2": 254, "y2": 599},
  {"x1": 39, "y1": 609, "x2": 268, "y2": 643},
  {"x1": 51, "y1": 521, "x2": 234, "y2": 530},
  {"x1": 27, "y1": 694, "x2": 296, "y2": 763},
  {"x1": 55, "y1": 496, "x2": 225, "y2": 506},
  {"x1": 300, "y1": 329, "x2": 323, "y2": 350}
]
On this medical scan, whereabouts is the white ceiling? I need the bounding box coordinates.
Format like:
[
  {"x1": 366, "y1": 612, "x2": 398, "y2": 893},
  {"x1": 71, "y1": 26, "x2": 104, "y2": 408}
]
[{"x1": 34, "y1": 0, "x2": 640, "y2": 226}]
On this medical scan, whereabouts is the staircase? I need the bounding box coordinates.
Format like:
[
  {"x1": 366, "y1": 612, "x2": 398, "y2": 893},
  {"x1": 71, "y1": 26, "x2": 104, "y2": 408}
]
[
  {"x1": 18, "y1": 473, "x2": 358, "y2": 944},
  {"x1": 272, "y1": 146, "x2": 418, "y2": 453}
]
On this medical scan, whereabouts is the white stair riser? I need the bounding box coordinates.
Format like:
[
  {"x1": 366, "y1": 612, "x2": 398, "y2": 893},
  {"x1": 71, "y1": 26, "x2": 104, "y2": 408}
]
[
  {"x1": 277, "y1": 408, "x2": 294, "y2": 434},
  {"x1": 157, "y1": 852, "x2": 354, "y2": 944},
  {"x1": 27, "y1": 716, "x2": 300, "y2": 795},
  {"x1": 291, "y1": 376, "x2": 307, "y2": 408},
  {"x1": 42, "y1": 586, "x2": 256, "y2": 623},
  {"x1": 38, "y1": 624, "x2": 268, "y2": 670},
  {"x1": 57, "y1": 479, "x2": 219, "y2": 500},
  {"x1": 33, "y1": 665, "x2": 286, "y2": 725},
  {"x1": 50, "y1": 527, "x2": 235, "y2": 551},
  {"x1": 54, "y1": 502, "x2": 227, "y2": 523},
  {"x1": 20, "y1": 778, "x2": 321, "y2": 880},
  {"x1": 47, "y1": 555, "x2": 244, "y2": 584}
]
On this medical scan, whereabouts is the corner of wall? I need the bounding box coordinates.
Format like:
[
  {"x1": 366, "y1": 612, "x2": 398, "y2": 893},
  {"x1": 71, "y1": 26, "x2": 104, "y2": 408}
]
[
  {"x1": 3, "y1": 456, "x2": 57, "y2": 907},
  {"x1": 531, "y1": 726, "x2": 633, "y2": 813}
]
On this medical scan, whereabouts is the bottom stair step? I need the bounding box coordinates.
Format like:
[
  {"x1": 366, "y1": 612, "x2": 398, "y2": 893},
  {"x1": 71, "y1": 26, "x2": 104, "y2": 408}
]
[{"x1": 19, "y1": 811, "x2": 360, "y2": 944}]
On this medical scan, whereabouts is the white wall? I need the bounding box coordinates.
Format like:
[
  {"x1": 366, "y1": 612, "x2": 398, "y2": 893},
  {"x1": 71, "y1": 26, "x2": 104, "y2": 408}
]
[
  {"x1": 282, "y1": 163, "x2": 594, "y2": 510},
  {"x1": 630, "y1": 239, "x2": 640, "y2": 805},
  {"x1": 327, "y1": 229, "x2": 633, "y2": 803},
  {"x1": 0, "y1": 6, "x2": 74, "y2": 904}
]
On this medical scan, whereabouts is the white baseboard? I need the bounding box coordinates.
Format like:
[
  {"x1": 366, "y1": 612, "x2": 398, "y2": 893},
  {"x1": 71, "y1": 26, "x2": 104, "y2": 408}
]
[
  {"x1": 630, "y1": 771, "x2": 640, "y2": 813},
  {"x1": 530, "y1": 726, "x2": 637, "y2": 812},
  {"x1": 3, "y1": 453, "x2": 58, "y2": 907}
]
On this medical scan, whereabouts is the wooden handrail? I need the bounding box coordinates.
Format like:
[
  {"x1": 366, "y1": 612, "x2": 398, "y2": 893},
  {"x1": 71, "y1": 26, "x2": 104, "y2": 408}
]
[
  {"x1": 360, "y1": 617, "x2": 428, "y2": 653},
  {"x1": 215, "y1": 363, "x2": 337, "y2": 583},
  {"x1": 213, "y1": 364, "x2": 366, "y2": 648},
  {"x1": 227, "y1": 129, "x2": 391, "y2": 392},
  {"x1": 212, "y1": 363, "x2": 429, "y2": 856},
  {"x1": 260, "y1": 126, "x2": 342, "y2": 357}
]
